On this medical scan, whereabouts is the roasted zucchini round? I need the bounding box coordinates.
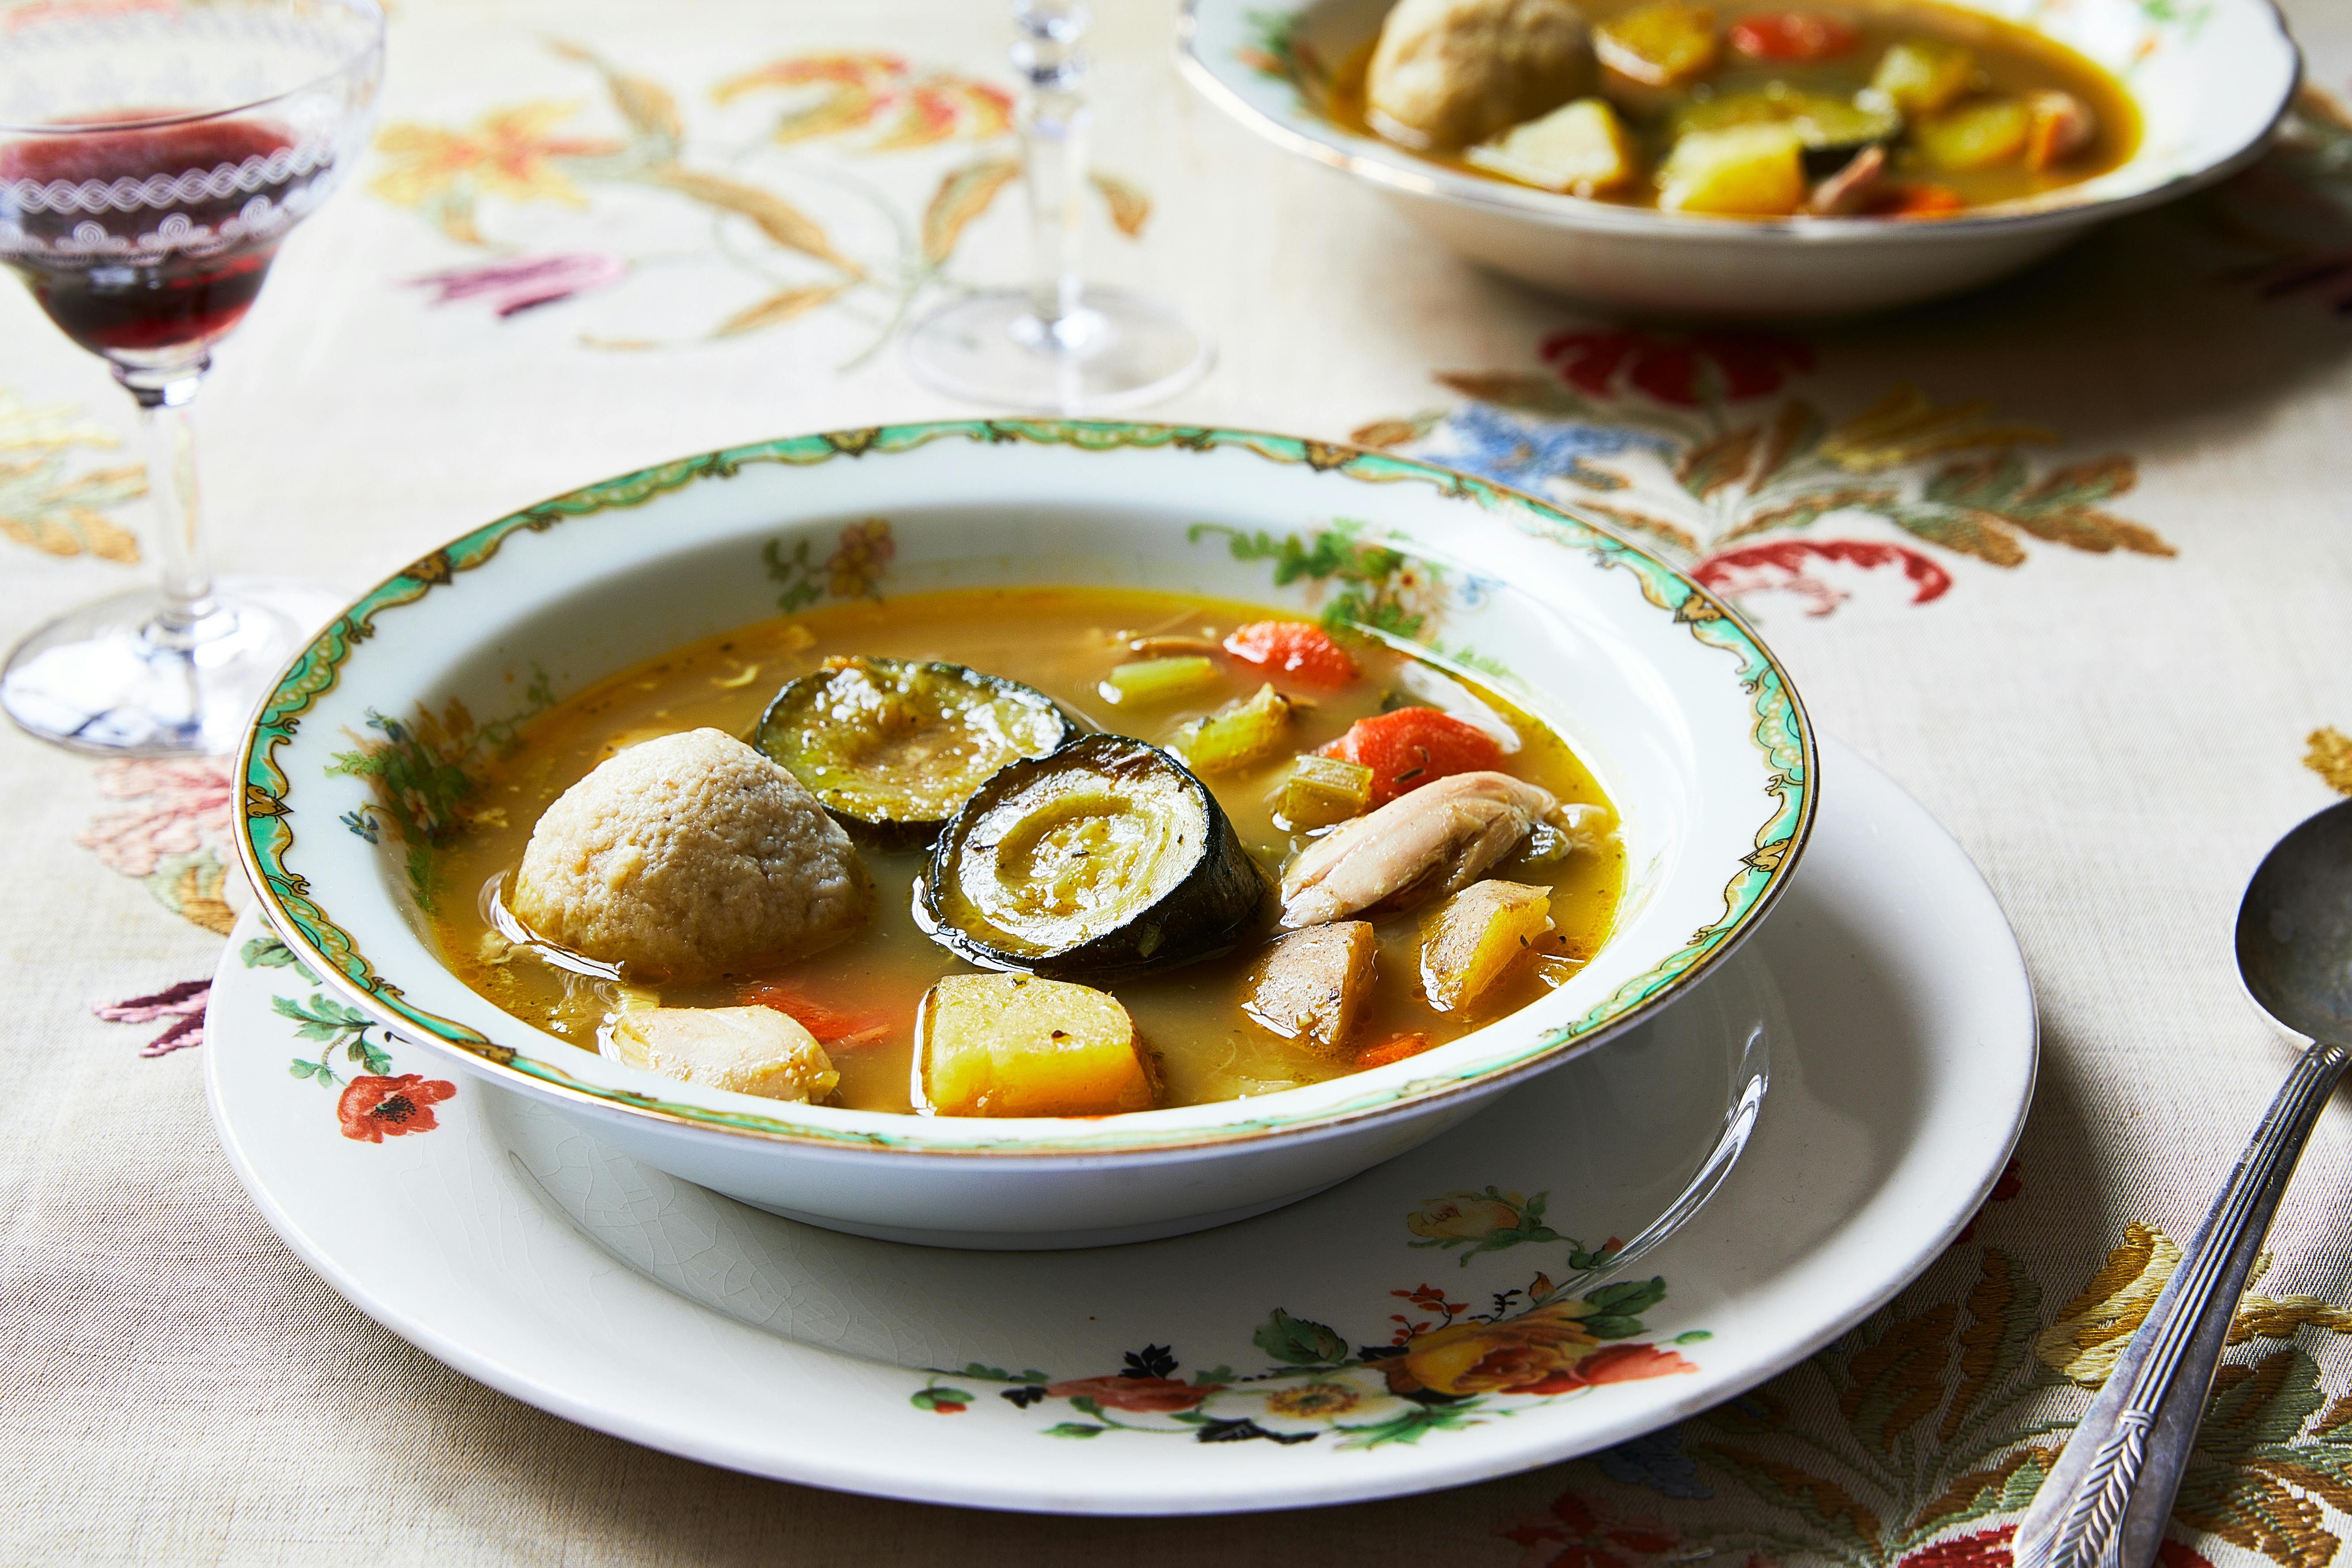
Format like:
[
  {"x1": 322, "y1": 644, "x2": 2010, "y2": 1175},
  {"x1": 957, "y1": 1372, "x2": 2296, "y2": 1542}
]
[
  {"x1": 916, "y1": 734, "x2": 1269, "y2": 980},
  {"x1": 751, "y1": 656, "x2": 1075, "y2": 849}
]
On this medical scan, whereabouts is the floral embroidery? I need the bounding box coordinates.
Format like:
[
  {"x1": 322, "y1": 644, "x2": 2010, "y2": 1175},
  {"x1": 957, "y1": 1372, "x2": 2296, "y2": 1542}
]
[
  {"x1": 1499, "y1": 1488, "x2": 1681, "y2": 1568},
  {"x1": 335, "y1": 1073, "x2": 458, "y2": 1144},
  {"x1": 0, "y1": 383, "x2": 146, "y2": 561},
  {"x1": 2304, "y1": 727, "x2": 2352, "y2": 795},
  {"x1": 2208, "y1": 88, "x2": 2352, "y2": 314},
  {"x1": 93, "y1": 979, "x2": 210, "y2": 1057},
  {"x1": 917, "y1": 1186, "x2": 1702, "y2": 1447},
  {"x1": 408, "y1": 253, "x2": 630, "y2": 317},
  {"x1": 1536, "y1": 1161, "x2": 2352, "y2": 1568},
  {"x1": 370, "y1": 42, "x2": 1145, "y2": 355},
  {"x1": 1354, "y1": 331, "x2": 2171, "y2": 617},
  {"x1": 75, "y1": 756, "x2": 240, "y2": 934}
]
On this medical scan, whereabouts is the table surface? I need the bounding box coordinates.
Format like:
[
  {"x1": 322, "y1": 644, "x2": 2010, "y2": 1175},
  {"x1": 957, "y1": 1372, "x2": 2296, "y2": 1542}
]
[{"x1": 10, "y1": 0, "x2": 2352, "y2": 1561}]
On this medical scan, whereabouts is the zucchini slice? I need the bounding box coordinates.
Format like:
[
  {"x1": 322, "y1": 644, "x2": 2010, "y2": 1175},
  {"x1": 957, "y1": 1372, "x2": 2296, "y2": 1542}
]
[
  {"x1": 917, "y1": 734, "x2": 1268, "y2": 979},
  {"x1": 751, "y1": 656, "x2": 1075, "y2": 849}
]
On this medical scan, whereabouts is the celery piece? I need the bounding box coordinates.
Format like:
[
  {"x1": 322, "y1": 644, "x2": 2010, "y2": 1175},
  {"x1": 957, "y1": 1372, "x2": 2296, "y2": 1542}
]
[
  {"x1": 1276, "y1": 753, "x2": 1374, "y2": 830},
  {"x1": 1173, "y1": 683, "x2": 1295, "y2": 775},
  {"x1": 1099, "y1": 655, "x2": 1220, "y2": 706}
]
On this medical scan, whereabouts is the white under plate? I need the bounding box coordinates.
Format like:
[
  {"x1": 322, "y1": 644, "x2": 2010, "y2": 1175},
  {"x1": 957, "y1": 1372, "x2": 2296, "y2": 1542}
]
[{"x1": 206, "y1": 737, "x2": 2033, "y2": 1515}]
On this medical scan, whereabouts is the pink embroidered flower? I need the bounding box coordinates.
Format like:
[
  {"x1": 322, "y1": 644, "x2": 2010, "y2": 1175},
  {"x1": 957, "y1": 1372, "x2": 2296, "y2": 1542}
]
[
  {"x1": 1692, "y1": 539, "x2": 1952, "y2": 616},
  {"x1": 409, "y1": 252, "x2": 628, "y2": 317},
  {"x1": 94, "y1": 977, "x2": 210, "y2": 1056},
  {"x1": 337, "y1": 1073, "x2": 457, "y2": 1143},
  {"x1": 1893, "y1": 1526, "x2": 2015, "y2": 1568},
  {"x1": 1540, "y1": 328, "x2": 1815, "y2": 407},
  {"x1": 76, "y1": 757, "x2": 233, "y2": 877}
]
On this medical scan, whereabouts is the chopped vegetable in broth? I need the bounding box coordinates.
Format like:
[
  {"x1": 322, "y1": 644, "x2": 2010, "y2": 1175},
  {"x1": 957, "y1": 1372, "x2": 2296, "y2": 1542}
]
[
  {"x1": 429, "y1": 587, "x2": 1624, "y2": 1116},
  {"x1": 1331, "y1": 0, "x2": 2139, "y2": 218}
]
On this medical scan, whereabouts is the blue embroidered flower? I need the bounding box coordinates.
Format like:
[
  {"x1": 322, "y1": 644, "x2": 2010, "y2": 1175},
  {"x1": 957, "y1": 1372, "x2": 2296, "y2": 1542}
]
[
  {"x1": 1590, "y1": 1426, "x2": 1713, "y2": 1499},
  {"x1": 1423, "y1": 401, "x2": 1669, "y2": 489}
]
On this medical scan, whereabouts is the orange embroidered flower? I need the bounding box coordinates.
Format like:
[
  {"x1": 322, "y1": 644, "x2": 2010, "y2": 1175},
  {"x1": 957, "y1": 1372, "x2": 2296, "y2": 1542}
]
[
  {"x1": 371, "y1": 101, "x2": 624, "y2": 211},
  {"x1": 337, "y1": 1073, "x2": 457, "y2": 1144}
]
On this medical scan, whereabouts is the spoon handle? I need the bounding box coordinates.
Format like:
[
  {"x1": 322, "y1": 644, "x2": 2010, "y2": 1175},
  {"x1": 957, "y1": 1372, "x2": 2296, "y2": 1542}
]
[{"x1": 2012, "y1": 1039, "x2": 2350, "y2": 1568}]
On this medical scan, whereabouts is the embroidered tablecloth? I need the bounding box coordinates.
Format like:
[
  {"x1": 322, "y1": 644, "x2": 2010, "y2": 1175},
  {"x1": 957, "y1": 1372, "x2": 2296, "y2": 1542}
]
[{"x1": 11, "y1": 0, "x2": 2352, "y2": 1560}]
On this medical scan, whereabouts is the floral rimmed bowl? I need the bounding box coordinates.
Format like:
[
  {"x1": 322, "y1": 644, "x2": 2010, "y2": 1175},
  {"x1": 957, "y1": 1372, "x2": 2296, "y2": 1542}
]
[
  {"x1": 234, "y1": 420, "x2": 1814, "y2": 1249},
  {"x1": 1177, "y1": 0, "x2": 2300, "y2": 317}
]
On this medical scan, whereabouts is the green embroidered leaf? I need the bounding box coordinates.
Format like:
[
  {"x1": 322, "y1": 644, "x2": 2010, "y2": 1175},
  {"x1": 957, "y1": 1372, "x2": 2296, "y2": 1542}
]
[
  {"x1": 2196, "y1": 1350, "x2": 2329, "y2": 1460},
  {"x1": 1695, "y1": 1443, "x2": 1882, "y2": 1547},
  {"x1": 1677, "y1": 424, "x2": 1761, "y2": 500},
  {"x1": 1903, "y1": 1446, "x2": 2055, "y2": 1540},
  {"x1": 1716, "y1": 486, "x2": 1898, "y2": 544},
  {"x1": 1917, "y1": 454, "x2": 2173, "y2": 558},
  {"x1": 1044, "y1": 1423, "x2": 1105, "y2": 1438},
  {"x1": 1433, "y1": 371, "x2": 1602, "y2": 420},
  {"x1": 1254, "y1": 1309, "x2": 1349, "y2": 1367},
  {"x1": 921, "y1": 157, "x2": 1020, "y2": 267},
  {"x1": 1837, "y1": 1303, "x2": 1958, "y2": 1455},
  {"x1": 1941, "y1": 1248, "x2": 2042, "y2": 1441},
  {"x1": 1881, "y1": 501, "x2": 2028, "y2": 567},
  {"x1": 2171, "y1": 1449, "x2": 2335, "y2": 1568},
  {"x1": 1750, "y1": 398, "x2": 1826, "y2": 488}
]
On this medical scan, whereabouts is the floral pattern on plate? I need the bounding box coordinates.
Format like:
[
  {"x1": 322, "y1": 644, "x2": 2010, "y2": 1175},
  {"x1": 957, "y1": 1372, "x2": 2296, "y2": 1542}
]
[{"x1": 913, "y1": 1190, "x2": 1704, "y2": 1448}]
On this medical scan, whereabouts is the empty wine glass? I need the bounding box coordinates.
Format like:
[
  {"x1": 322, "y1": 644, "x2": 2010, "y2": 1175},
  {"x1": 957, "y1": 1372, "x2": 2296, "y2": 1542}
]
[
  {"x1": 903, "y1": 0, "x2": 1214, "y2": 414},
  {"x1": 0, "y1": 0, "x2": 385, "y2": 755}
]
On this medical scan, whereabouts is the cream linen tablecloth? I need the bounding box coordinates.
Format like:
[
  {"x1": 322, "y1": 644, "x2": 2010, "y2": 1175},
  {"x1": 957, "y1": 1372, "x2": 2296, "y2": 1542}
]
[{"x1": 10, "y1": 0, "x2": 2352, "y2": 1560}]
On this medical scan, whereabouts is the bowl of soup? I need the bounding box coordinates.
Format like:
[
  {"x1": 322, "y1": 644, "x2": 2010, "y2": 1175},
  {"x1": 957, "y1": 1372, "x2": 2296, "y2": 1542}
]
[
  {"x1": 236, "y1": 420, "x2": 1814, "y2": 1248},
  {"x1": 1178, "y1": 0, "x2": 2298, "y2": 315}
]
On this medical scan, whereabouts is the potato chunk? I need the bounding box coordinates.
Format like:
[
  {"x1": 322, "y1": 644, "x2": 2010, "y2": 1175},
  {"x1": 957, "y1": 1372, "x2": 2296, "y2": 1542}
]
[
  {"x1": 1468, "y1": 98, "x2": 1640, "y2": 195},
  {"x1": 1869, "y1": 38, "x2": 1975, "y2": 118},
  {"x1": 1594, "y1": 0, "x2": 1719, "y2": 88},
  {"x1": 1368, "y1": 0, "x2": 1597, "y2": 151},
  {"x1": 1658, "y1": 124, "x2": 1805, "y2": 216},
  {"x1": 610, "y1": 1005, "x2": 839, "y2": 1102},
  {"x1": 914, "y1": 973, "x2": 1157, "y2": 1118},
  {"x1": 1245, "y1": 922, "x2": 1378, "y2": 1054},
  {"x1": 1915, "y1": 96, "x2": 2032, "y2": 171},
  {"x1": 1420, "y1": 880, "x2": 1553, "y2": 1013}
]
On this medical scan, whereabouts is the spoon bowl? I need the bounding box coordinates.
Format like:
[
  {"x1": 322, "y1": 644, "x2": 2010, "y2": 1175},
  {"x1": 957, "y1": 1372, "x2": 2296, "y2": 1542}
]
[{"x1": 2237, "y1": 797, "x2": 2352, "y2": 1045}]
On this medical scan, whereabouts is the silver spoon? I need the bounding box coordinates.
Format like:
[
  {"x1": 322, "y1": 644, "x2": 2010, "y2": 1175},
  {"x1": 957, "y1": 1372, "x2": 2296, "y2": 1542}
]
[{"x1": 2013, "y1": 798, "x2": 2352, "y2": 1568}]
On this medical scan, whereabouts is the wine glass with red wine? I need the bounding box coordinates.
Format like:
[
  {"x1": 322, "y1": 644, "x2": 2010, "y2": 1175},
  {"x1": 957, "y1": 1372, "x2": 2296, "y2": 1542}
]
[{"x1": 0, "y1": 0, "x2": 383, "y2": 755}]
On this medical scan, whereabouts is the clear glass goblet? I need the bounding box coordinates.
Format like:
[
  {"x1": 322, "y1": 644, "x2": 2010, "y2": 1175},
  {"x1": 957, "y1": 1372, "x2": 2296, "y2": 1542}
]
[
  {"x1": 0, "y1": 0, "x2": 385, "y2": 755},
  {"x1": 903, "y1": 0, "x2": 1214, "y2": 414}
]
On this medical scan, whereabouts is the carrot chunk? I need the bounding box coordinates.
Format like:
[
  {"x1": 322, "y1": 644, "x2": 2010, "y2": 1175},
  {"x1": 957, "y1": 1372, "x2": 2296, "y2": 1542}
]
[
  {"x1": 1727, "y1": 11, "x2": 1857, "y2": 61},
  {"x1": 1317, "y1": 707, "x2": 1504, "y2": 807},
  {"x1": 744, "y1": 984, "x2": 891, "y2": 1047},
  {"x1": 1356, "y1": 1032, "x2": 1435, "y2": 1069},
  {"x1": 1222, "y1": 621, "x2": 1360, "y2": 687}
]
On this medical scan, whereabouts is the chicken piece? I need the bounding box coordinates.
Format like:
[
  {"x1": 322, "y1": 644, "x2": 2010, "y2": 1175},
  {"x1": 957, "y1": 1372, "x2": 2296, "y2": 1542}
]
[
  {"x1": 1367, "y1": 0, "x2": 1597, "y2": 152},
  {"x1": 1280, "y1": 770, "x2": 1558, "y2": 927},
  {"x1": 913, "y1": 973, "x2": 1159, "y2": 1118},
  {"x1": 1421, "y1": 880, "x2": 1554, "y2": 1012},
  {"x1": 1808, "y1": 143, "x2": 1887, "y2": 215},
  {"x1": 1245, "y1": 922, "x2": 1379, "y2": 1053},
  {"x1": 2025, "y1": 91, "x2": 2095, "y2": 170},
  {"x1": 609, "y1": 1005, "x2": 839, "y2": 1102}
]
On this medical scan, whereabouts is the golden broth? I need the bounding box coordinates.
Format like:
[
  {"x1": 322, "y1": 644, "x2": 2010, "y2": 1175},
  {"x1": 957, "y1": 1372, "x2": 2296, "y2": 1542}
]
[
  {"x1": 1324, "y1": 0, "x2": 2139, "y2": 213},
  {"x1": 429, "y1": 587, "x2": 1625, "y2": 1113}
]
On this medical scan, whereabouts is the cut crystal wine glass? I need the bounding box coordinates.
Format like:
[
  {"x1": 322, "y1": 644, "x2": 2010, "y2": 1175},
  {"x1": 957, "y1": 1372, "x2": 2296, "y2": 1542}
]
[
  {"x1": 903, "y1": 0, "x2": 1214, "y2": 414},
  {"x1": 0, "y1": 0, "x2": 385, "y2": 755}
]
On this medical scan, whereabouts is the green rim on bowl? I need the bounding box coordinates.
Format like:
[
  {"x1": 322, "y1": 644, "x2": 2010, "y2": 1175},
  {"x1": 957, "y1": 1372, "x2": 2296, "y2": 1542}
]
[{"x1": 235, "y1": 418, "x2": 1816, "y2": 1157}]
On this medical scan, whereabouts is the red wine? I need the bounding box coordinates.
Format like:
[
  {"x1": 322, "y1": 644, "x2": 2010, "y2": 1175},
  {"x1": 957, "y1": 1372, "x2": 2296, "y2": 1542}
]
[{"x1": 0, "y1": 114, "x2": 324, "y2": 359}]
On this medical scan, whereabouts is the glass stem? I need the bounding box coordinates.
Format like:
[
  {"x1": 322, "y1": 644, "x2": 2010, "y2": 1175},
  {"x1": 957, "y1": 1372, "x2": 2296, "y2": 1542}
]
[
  {"x1": 117, "y1": 358, "x2": 215, "y2": 643},
  {"x1": 1014, "y1": 0, "x2": 1092, "y2": 340}
]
